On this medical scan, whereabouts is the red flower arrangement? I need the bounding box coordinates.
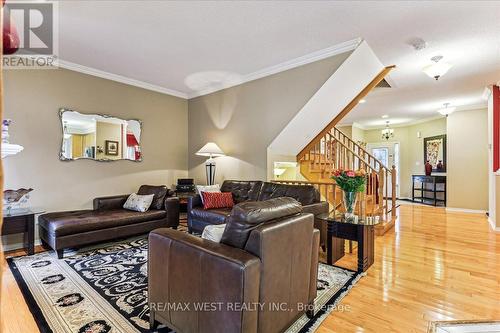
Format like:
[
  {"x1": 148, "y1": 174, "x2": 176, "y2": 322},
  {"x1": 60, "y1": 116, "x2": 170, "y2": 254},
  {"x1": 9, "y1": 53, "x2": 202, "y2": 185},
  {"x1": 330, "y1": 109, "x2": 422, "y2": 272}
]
[{"x1": 331, "y1": 169, "x2": 367, "y2": 193}]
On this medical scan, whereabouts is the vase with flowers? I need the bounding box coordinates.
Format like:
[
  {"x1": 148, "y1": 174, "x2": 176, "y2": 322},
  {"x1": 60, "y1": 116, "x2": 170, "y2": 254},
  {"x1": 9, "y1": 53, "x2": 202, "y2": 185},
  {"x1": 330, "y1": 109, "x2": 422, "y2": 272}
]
[{"x1": 332, "y1": 169, "x2": 367, "y2": 217}]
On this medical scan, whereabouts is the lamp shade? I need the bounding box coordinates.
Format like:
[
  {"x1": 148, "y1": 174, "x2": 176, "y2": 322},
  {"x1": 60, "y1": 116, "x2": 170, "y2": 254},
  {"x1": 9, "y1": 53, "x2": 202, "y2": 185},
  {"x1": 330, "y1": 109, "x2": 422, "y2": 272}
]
[{"x1": 195, "y1": 142, "x2": 225, "y2": 157}]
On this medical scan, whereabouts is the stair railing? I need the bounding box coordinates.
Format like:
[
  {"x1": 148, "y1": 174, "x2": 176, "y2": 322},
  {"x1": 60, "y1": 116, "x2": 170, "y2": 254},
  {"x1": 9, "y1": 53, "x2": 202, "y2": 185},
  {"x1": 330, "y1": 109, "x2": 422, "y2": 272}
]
[{"x1": 298, "y1": 130, "x2": 397, "y2": 218}]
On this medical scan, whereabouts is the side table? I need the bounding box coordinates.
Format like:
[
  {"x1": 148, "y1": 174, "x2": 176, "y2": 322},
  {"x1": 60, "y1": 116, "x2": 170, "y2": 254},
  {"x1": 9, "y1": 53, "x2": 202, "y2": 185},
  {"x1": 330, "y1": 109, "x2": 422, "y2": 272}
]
[
  {"x1": 2, "y1": 208, "x2": 44, "y2": 255},
  {"x1": 317, "y1": 212, "x2": 380, "y2": 272}
]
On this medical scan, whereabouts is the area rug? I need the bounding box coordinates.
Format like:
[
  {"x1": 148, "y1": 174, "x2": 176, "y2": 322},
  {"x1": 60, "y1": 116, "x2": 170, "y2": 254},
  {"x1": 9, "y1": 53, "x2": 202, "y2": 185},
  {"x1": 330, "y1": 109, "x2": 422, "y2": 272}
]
[
  {"x1": 8, "y1": 235, "x2": 362, "y2": 333},
  {"x1": 428, "y1": 320, "x2": 500, "y2": 333}
]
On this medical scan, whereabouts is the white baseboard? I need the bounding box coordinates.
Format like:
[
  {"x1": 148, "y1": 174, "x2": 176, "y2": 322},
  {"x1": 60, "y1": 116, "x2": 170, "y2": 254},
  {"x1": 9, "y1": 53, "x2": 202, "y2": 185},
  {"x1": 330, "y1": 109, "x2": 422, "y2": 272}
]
[
  {"x1": 2, "y1": 239, "x2": 41, "y2": 252},
  {"x1": 445, "y1": 207, "x2": 487, "y2": 214},
  {"x1": 488, "y1": 217, "x2": 500, "y2": 232}
]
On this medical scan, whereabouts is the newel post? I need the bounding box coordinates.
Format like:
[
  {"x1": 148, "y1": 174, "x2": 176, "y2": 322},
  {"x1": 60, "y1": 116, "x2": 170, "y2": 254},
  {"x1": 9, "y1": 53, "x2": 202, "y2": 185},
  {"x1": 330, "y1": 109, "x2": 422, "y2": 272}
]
[{"x1": 391, "y1": 165, "x2": 397, "y2": 217}]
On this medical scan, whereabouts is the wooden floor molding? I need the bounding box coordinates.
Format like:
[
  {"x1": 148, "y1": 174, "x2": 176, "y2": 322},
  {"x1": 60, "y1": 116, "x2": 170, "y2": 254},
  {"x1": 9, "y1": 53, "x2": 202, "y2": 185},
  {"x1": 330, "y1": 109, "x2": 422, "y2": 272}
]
[{"x1": 1, "y1": 205, "x2": 499, "y2": 332}]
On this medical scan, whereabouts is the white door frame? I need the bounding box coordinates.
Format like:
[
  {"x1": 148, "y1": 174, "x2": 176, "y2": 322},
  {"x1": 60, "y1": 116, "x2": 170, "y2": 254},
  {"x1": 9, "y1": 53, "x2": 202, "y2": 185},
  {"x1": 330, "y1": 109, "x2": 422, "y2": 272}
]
[{"x1": 366, "y1": 141, "x2": 401, "y2": 198}]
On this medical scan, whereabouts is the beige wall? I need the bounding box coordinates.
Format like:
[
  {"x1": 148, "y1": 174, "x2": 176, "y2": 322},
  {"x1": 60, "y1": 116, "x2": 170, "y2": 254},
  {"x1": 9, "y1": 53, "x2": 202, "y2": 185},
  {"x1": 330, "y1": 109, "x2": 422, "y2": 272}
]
[
  {"x1": 3, "y1": 69, "x2": 188, "y2": 248},
  {"x1": 188, "y1": 52, "x2": 351, "y2": 184},
  {"x1": 447, "y1": 108, "x2": 488, "y2": 210},
  {"x1": 351, "y1": 124, "x2": 365, "y2": 144}
]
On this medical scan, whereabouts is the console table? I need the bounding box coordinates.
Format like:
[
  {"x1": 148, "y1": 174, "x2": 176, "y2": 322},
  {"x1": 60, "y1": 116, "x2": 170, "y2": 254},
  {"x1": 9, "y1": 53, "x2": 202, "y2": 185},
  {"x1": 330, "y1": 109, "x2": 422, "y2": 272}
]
[
  {"x1": 1, "y1": 209, "x2": 43, "y2": 255},
  {"x1": 317, "y1": 212, "x2": 380, "y2": 272},
  {"x1": 412, "y1": 175, "x2": 447, "y2": 206}
]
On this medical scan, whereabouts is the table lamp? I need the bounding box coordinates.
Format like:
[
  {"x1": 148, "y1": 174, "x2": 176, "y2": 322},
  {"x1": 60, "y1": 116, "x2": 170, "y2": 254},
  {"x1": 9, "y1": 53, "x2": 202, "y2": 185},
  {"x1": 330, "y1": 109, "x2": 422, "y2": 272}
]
[{"x1": 195, "y1": 142, "x2": 225, "y2": 185}]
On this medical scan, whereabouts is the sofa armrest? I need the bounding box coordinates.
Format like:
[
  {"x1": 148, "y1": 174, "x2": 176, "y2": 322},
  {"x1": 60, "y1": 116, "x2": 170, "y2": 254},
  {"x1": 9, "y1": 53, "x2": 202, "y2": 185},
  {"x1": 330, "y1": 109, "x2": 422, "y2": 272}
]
[
  {"x1": 148, "y1": 228, "x2": 260, "y2": 332},
  {"x1": 93, "y1": 194, "x2": 129, "y2": 210},
  {"x1": 301, "y1": 201, "x2": 329, "y2": 216},
  {"x1": 164, "y1": 196, "x2": 180, "y2": 228},
  {"x1": 187, "y1": 194, "x2": 202, "y2": 211}
]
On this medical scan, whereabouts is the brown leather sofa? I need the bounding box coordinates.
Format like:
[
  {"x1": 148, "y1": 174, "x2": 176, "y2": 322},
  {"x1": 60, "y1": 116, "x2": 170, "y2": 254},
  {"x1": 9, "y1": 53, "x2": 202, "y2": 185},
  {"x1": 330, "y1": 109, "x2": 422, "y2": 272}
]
[
  {"x1": 39, "y1": 185, "x2": 179, "y2": 258},
  {"x1": 149, "y1": 197, "x2": 319, "y2": 333},
  {"x1": 188, "y1": 180, "x2": 329, "y2": 246}
]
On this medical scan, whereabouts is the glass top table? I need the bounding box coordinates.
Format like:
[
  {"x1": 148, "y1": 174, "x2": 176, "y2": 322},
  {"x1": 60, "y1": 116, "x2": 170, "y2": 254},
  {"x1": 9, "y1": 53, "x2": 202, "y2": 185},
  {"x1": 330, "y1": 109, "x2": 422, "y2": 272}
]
[
  {"x1": 316, "y1": 212, "x2": 381, "y2": 226},
  {"x1": 3, "y1": 208, "x2": 45, "y2": 218},
  {"x1": 316, "y1": 211, "x2": 379, "y2": 272}
]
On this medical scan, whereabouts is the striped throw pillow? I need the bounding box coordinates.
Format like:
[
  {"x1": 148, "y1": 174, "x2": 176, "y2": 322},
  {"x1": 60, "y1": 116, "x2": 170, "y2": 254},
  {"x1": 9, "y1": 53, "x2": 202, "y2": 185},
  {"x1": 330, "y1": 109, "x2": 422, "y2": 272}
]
[{"x1": 201, "y1": 191, "x2": 234, "y2": 210}]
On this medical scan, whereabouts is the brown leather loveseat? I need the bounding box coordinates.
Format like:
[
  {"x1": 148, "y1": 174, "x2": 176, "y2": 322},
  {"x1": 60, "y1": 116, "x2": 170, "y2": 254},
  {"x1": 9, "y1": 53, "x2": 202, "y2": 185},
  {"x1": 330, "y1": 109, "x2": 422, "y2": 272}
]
[
  {"x1": 149, "y1": 197, "x2": 319, "y2": 333},
  {"x1": 39, "y1": 185, "x2": 179, "y2": 258},
  {"x1": 188, "y1": 180, "x2": 328, "y2": 229}
]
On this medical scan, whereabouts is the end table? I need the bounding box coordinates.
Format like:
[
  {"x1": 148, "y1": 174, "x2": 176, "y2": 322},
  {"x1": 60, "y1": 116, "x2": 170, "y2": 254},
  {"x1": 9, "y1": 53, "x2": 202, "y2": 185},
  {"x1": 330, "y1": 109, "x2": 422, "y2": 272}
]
[
  {"x1": 317, "y1": 212, "x2": 380, "y2": 272},
  {"x1": 2, "y1": 208, "x2": 44, "y2": 255}
]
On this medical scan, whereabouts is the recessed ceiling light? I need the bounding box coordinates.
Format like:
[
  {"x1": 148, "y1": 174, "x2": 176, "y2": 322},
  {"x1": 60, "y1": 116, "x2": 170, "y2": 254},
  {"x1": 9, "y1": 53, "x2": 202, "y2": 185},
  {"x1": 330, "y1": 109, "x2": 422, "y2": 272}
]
[
  {"x1": 381, "y1": 115, "x2": 389, "y2": 119},
  {"x1": 359, "y1": 99, "x2": 366, "y2": 104}
]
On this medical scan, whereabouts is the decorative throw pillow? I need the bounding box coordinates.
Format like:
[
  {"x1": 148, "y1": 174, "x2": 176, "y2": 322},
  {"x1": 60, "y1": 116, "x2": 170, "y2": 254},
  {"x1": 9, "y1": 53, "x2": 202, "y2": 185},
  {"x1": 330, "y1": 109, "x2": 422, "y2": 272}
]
[
  {"x1": 201, "y1": 224, "x2": 226, "y2": 243},
  {"x1": 137, "y1": 185, "x2": 168, "y2": 210},
  {"x1": 201, "y1": 191, "x2": 234, "y2": 210},
  {"x1": 196, "y1": 184, "x2": 221, "y2": 204},
  {"x1": 123, "y1": 193, "x2": 155, "y2": 212}
]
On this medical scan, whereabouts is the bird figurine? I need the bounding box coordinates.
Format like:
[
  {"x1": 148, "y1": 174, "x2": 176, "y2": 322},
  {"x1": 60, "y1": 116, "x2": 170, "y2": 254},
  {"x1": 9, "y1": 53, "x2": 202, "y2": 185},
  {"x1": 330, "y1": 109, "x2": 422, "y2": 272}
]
[{"x1": 3, "y1": 188, "x2": 33, "y2": 204}]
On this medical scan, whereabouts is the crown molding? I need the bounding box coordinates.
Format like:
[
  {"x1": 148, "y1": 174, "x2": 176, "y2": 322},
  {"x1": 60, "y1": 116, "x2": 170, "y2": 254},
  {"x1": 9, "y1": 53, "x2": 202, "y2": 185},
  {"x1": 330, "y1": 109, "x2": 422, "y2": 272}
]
[
  {"x1": 341, "y1": 103, "x2": 488, "y2": 130},
  {"x1": 482, "y1": 86, "x2": 492, "y2": 100},
  {"x1": 187, "y1": 38, "x2": 363, "y2": 99},
  {"x1": 56, "y1": 59, "x2": 189, "y2": 99},
  {"x1": 49, "y1": 39, "x2": 361, "y2": 100}
]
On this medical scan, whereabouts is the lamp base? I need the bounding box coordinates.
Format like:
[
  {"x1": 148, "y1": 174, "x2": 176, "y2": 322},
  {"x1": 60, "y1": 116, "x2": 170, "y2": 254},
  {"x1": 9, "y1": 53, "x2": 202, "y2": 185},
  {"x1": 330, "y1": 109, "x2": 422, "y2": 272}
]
[{"x1": 205, "y1": 158, "x2": 216, "y2": 185}]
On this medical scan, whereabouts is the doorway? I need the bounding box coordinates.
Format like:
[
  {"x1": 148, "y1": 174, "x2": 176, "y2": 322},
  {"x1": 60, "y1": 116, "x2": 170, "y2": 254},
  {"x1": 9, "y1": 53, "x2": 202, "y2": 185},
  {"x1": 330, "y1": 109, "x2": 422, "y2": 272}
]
[{"x1": 366, "y1": 142, "x2": 400, "y2": 198}]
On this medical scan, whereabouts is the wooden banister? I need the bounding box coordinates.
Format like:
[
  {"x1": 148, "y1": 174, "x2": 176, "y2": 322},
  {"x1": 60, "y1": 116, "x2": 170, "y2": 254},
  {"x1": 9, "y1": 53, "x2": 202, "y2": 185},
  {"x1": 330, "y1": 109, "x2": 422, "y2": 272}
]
[{"x1": 331, "y1": 127, "x2": 389, "y2": 171}]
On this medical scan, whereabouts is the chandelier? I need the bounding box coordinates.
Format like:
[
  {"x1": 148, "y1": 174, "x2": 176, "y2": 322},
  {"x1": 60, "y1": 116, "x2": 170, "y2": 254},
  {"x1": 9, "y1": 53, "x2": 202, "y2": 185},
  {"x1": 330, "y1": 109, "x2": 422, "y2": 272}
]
[{"x1": 381, "y1": 121, "x2": 394, "y2": 140}]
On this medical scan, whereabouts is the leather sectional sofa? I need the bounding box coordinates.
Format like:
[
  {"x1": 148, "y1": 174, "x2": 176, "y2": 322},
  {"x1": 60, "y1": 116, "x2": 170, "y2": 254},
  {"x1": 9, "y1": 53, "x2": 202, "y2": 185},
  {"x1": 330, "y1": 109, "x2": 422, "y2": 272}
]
[
  {"x1": 39, "y1": 185, "x2": 179, "y2": 258},
  {"x1": 188, "y1": 180, "x2": 329, "y2": 244},
  {"x1": 149, "y1": 197, "x2": 319, "y2": 333}
]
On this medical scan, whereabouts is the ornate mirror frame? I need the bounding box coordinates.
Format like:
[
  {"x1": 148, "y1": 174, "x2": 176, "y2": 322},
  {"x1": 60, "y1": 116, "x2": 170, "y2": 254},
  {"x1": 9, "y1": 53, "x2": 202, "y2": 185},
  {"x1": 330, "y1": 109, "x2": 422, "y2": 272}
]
[{"x1": 59, "y1": 108, "x2": 143, "y2": 162}]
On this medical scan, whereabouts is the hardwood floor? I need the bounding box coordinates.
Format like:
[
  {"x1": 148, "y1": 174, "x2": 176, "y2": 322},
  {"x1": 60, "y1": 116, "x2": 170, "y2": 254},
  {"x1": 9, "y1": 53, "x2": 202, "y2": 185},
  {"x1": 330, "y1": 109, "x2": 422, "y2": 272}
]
[{"x1": 1, "y1": 204, "x2": 499, "y2": 332}]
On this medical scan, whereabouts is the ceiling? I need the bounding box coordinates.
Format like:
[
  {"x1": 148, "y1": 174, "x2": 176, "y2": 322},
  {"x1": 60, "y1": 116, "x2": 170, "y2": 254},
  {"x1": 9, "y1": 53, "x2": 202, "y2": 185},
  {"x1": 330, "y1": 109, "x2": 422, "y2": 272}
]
[{"x1": 56, "y1": 1, "x2": 500, "y2": 126}]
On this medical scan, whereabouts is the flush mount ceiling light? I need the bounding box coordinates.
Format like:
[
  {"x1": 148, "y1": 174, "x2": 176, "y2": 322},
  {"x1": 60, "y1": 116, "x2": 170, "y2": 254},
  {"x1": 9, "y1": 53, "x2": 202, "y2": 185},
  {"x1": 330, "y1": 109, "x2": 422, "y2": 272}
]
[
  {"x1": 358, "y1": 99, "x2": 366, "y2": 104},
  {"x1": 381, "y1": 121, "x2": 394, "y2": 140},
  {"x1": 381, "y1": 114, "x2": 389, "y2": 119},
  {"x1": 437, "y1": 102, "x2": 456, "y2": 116},
  {"x1": 423, "y1": 55, "x2": 452, "y2": 80}
]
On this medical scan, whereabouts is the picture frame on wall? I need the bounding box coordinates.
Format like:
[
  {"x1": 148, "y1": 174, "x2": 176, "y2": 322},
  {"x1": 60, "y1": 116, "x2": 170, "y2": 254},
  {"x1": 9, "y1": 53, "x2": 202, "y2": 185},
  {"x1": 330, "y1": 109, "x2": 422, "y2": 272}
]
[
  {"x1": 105, "y1": 140, "x2": 119, "y2": 156},
  {"x1": 423, "y1": 135, "x2": 446, "y2": 172}
]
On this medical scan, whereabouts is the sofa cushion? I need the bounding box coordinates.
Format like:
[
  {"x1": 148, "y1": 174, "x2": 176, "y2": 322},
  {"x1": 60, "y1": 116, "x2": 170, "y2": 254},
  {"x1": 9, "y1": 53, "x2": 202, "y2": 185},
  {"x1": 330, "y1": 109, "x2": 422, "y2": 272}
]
[
  {"x1": 123, "y1": 193, "x2": 155, "y2": 212},
  {"x1": 138, "y1": 185, "x2": 168, "y2": 210},
  {"x1": 196, "y1": 184, "x2": 221, "y2": 204},
  {"x1": 201, "y1": 223, "x2": 226, "y2": 243},
  {"x1": 201, "y1": 192, "x2": 234, "y2": 210},
  {"x1": 258, "y1": 182, "x2": 319, "y2": 205},
  {"x1": 220, "y1": 180, "x2": 263, "y2": 203},
  {"x1": 221, "y1": 197, "x2": 302, "y2": 249},
  {"x1": 189, "y1": 207, "x2": 231, "y2": 225},
  {"x1": 39, "y1": 209, "x2": 167, "y2": 236}
]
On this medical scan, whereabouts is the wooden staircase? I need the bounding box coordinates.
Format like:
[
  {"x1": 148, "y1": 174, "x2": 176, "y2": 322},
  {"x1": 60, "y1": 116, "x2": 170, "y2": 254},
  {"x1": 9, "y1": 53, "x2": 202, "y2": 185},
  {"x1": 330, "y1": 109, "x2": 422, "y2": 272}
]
[{"x1": 291, "y1": 65, "x2": 397, "y2": 235}]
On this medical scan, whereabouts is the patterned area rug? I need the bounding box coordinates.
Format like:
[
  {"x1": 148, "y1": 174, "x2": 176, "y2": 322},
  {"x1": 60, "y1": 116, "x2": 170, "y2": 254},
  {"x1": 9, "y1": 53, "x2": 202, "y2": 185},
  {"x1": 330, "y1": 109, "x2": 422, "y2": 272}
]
[{"x1": 8, "y1": 235, "x2": 362, "y2": 333}]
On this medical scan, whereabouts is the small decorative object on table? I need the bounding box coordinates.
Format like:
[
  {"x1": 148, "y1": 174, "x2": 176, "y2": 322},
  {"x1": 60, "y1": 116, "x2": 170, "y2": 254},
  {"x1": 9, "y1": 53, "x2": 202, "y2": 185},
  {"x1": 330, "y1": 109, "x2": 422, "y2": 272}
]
[
  {"x1": 331, "y1": 169, "x2": 366, "y2": 218},
  {"x1": 436, "y1": 160, "x2": 444, "y2": 171},
  {"x1": 3, "y1": 188, "x2": 33, "y2": 215},
  {"x1": 425, "y1": 160, "x2": 432, "y2": 176}
]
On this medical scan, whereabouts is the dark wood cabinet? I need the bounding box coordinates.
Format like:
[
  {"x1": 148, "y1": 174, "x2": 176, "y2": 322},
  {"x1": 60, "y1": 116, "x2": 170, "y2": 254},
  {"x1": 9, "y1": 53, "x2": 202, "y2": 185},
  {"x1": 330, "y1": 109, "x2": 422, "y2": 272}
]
[
  {"x1": 412, "y1": 175, "x2": 446, "y2": 206},
  {"x1": 2, "y1": 210, "x2": 36, "y2": 255}
]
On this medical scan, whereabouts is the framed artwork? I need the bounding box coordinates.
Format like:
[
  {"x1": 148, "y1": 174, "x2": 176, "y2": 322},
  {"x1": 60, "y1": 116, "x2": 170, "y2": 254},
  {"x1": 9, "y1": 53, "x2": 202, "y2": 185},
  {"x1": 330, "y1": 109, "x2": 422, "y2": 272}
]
[
  {"x1": 105, "y1": 140, "x2": 119, "y2": 156},
  {"x1": 424, "y1": 135, "x2": 446, "y2": 172}
]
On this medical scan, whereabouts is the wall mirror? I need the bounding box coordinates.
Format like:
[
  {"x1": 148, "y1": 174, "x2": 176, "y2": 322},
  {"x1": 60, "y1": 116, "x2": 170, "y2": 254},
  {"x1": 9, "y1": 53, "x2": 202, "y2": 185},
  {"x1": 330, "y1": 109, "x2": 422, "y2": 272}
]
[
  {"x1": 59, "y1": 108, "x2": 142, "y2": 162},
  {"x1": 424, "y1": 134, "x2": 446, "y2": 172}
]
